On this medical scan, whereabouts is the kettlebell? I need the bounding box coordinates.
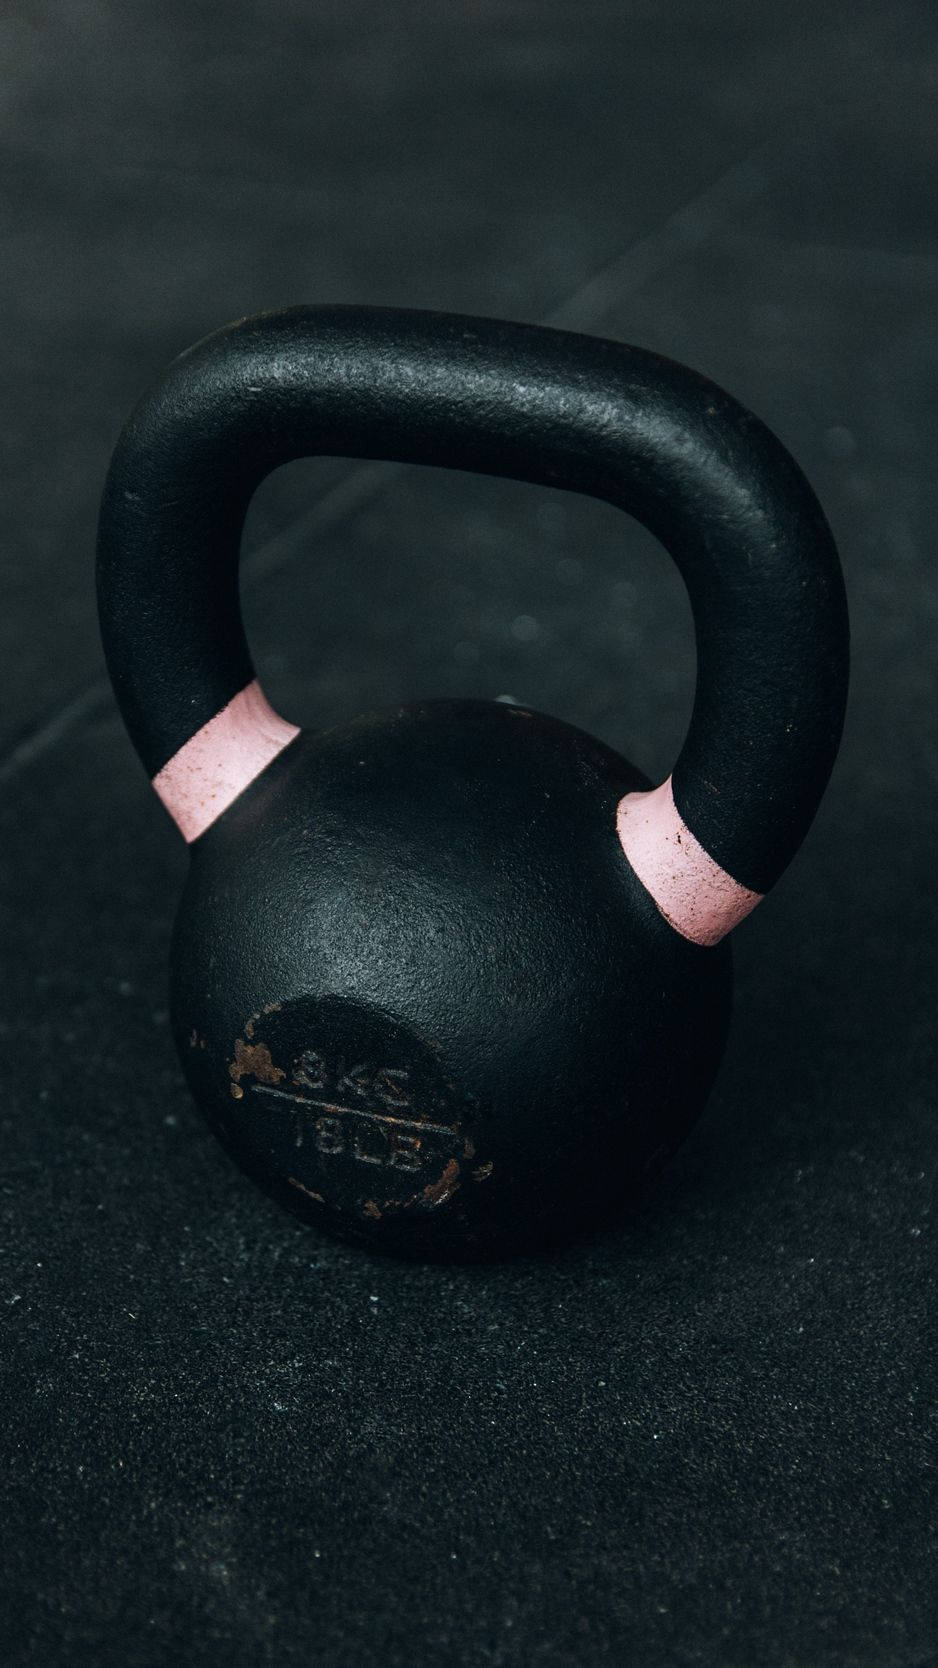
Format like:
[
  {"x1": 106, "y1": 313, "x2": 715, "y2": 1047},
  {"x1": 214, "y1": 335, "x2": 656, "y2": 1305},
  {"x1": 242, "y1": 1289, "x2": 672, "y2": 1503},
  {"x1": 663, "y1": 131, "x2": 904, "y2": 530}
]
[{"x1": 97, "y1": 306, "x2": 848, "y2": 1259}]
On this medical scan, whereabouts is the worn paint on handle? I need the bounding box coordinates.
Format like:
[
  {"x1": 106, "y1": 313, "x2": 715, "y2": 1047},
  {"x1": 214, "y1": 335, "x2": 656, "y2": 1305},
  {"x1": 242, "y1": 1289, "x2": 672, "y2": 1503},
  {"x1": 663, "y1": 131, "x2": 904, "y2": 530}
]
[
  {"x1": 617, "y1": 778, "x2": 763, "y2": 946},
  {"x1": 152, "y1": 680, "x2": 299, "y2": 842}
]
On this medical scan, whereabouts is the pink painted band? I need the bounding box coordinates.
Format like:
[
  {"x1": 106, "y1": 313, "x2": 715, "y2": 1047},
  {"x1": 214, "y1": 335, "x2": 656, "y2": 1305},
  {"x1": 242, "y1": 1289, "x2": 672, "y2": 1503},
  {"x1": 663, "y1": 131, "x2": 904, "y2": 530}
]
[
  {"x1": 152, "y1": 679, "x2": 300, "y2": 843},
  {"x1": 616, "y1": 777, "x2": 763, "y2": 947}
]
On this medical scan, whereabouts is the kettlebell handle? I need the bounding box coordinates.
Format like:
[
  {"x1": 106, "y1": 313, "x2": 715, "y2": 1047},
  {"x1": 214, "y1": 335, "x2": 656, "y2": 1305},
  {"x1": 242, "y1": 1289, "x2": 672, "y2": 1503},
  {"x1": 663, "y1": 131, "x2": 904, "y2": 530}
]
[{"x1": 98, "y1": 306, "x2": 847, "y2": 940}]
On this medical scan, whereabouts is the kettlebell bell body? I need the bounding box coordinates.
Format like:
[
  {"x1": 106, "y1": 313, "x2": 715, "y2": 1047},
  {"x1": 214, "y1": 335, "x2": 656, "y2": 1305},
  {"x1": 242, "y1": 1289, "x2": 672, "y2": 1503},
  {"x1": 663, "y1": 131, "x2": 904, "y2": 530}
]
[{"x1": 98, "y1": 308, "x2": 848, "y2": 1259}]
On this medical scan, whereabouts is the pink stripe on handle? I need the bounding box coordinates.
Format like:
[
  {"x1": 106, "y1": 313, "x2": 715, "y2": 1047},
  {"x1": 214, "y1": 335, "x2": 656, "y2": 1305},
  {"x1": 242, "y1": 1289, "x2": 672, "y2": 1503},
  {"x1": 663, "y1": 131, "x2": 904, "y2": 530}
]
[
  {"x1": 616, "y1": 777, "x2": 763, "y2": 947},
  {"x1": 152, "y1": 680, "x2": 300, "y2": 842}
]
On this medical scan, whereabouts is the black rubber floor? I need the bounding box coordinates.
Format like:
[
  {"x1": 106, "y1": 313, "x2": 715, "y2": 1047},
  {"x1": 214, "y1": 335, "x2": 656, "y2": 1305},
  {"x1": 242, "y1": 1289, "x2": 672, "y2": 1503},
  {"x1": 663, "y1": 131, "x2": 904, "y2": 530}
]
[{"x1": 2, "y1": 5, "x2": 935, "y2": 1665}]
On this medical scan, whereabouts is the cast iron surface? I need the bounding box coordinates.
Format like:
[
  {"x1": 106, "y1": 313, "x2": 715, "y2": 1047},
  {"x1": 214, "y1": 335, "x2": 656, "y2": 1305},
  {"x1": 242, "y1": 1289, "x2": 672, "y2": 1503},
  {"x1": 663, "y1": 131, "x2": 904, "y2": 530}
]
[
  {"x1": 98, "y1": 305, "x2": 847, "y2": 893},
  {"x1": 1, "y1": 4, "x2": 935, "y2": 1665},
  {"x1": 96, "y1": 306, "x2": 845, "y2": 1257},
  {"x1": 171, "y1": 700, "x2": 730, "y2": 1257}
]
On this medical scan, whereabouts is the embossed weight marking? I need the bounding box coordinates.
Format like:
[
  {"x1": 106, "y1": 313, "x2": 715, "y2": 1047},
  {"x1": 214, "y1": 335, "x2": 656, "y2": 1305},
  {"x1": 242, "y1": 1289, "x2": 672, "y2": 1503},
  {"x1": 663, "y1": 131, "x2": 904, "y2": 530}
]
[
  {"x1": 97, "y1": 306, "x2": 848, "y2": 1259},
  {"x1": 252, "y1": 1087, "x2": 460, "y2": 1171},
  {"x1": 210, "y1": 1002, "x2": 476, "y2": 1234}
]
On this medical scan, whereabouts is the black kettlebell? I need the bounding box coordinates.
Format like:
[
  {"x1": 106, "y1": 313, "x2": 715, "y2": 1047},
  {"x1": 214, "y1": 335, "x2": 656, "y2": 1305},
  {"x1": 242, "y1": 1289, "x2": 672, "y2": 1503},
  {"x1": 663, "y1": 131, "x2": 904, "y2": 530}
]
[{"x1": 97, "y1": 307, "x2": 848, "y2": 1259}]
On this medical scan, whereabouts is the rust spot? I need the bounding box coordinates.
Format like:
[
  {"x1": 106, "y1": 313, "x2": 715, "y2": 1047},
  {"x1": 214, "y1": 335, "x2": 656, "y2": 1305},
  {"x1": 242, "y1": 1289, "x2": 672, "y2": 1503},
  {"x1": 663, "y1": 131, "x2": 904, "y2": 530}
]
[
  {"x1": 423, "y1": 1157, "x2": 461, "y2": 1209},
  {"x1": 229, "y1": 1038, "x2": 286, "y2": 1088},
  {"x1": 288, "y1": 1176, "x2": 324, "y2": 1204},
  {"x1": 242, "y1": 1003, "x2": 280, "y2": 1042},
  {"x1": 472, "y1": 1161, "x2": 494, "y2": 1183},
  {"x1": 362, "y1": 1200, "x2": 382, "y2": 1220}
]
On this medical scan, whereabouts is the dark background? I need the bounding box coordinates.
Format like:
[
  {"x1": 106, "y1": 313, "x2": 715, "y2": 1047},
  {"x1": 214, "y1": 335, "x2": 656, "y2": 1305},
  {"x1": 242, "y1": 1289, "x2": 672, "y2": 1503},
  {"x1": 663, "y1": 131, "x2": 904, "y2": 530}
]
[{"x1": 1, "y1": 4, "x2": 935, "y2": 1664}]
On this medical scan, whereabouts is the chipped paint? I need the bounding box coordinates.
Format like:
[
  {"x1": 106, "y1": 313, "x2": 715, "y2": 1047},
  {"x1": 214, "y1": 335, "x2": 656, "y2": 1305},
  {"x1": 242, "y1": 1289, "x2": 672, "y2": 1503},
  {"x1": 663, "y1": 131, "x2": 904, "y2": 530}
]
[
  {"x1": 228, "y1": 1037, "x2": 286, "y2": 1089},
  {"x1": 241, "y1": 1002, "x2": 282, "y2": 1044},
  {"x1": 288, "y1": 1175, "x2": 324, "y2": 1204},
  {"x1": 422, "y1": 1157, "x2": 461, "y2": 1209}
]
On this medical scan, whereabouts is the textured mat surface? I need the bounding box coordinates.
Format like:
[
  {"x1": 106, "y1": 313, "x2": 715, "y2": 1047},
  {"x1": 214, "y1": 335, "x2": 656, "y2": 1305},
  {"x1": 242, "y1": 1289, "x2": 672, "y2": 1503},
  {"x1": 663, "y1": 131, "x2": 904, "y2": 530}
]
[{"x1": 1, "y1": 4, "x2": 936, "y2": 1665}]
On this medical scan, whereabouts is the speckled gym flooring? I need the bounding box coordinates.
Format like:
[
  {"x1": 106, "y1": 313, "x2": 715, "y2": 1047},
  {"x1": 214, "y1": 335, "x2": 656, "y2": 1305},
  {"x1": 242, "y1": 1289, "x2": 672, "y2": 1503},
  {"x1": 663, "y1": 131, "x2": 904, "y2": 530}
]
[{"x1": 1, "y1": 6, "x2": 935, "y2": 1665}]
